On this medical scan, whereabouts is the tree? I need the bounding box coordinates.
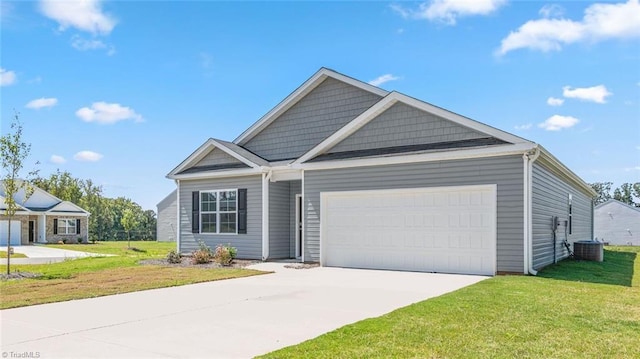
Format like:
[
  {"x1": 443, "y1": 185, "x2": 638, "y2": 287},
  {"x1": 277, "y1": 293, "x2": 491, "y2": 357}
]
[
  {"x1": 121, "y1": 208, "x2": 140, "y2": 248},
  {"x1": 614, "y1": 182, "x2": 640, "y2": 207},
  {"x1": 0, "y1": 114, "x2": 38, "y2": 274},
  {"x1": 589, "y1": 182, "x2": 613, "y2": 205}
]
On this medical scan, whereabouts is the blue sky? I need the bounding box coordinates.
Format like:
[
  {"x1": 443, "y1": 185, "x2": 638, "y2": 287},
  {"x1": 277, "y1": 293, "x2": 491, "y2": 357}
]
[{"x1": 1, "y1": 0, "x2": 639, "y2": 210}]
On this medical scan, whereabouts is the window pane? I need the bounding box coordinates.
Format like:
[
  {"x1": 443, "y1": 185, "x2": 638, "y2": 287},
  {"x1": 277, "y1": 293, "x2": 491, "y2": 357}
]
[
  {"x1": 201, "y1": 192, "x2": 217, "y2": 212},
  {"x1": 220, "y1": 190, "x2": 237, "y2": 211},
  {"x1": 219, "y1": 213, "x2": 237, "y2": 233},
  {"x1": 201, "y1": 213, "x2": 217, "y2": 233}
]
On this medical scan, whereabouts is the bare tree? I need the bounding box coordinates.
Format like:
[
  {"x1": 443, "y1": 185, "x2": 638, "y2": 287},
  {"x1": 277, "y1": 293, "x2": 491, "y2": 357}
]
[{"x1": 1, "y1": 113, "x2": 39, "y2": 274}]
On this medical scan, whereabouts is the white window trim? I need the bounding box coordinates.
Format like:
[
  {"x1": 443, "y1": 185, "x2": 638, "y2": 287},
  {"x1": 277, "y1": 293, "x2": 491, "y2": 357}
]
[
  {"x1": 199, "y1": 189, "x2": 239, "y2": 235},
  {"x1": 57, "y1": 218, "x2": 77, "y2": 235}
]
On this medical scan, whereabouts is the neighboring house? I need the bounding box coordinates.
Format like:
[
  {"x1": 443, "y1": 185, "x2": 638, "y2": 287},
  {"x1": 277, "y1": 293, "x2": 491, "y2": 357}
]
[
  {"x1": 156, "y1": 190, "x2": 177, "y2": 242},
  {"x1": 167, "y1": 68, "x2": 595, "y2": 276},
  {"x1": 0, "y1": 182, "x2": 90, "y2": 246},
  {"x1": 595, "y1": 200, "x2": 640, "y2": 246}
]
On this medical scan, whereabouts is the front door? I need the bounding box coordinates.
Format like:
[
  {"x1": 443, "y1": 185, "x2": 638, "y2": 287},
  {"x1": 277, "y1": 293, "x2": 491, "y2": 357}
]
[
  {"x1": 295, "y1": 194, "x2": 302, "y2": 258},
  {"x1": 28, "y1": 221, "x2": 35, "y2": 243}
]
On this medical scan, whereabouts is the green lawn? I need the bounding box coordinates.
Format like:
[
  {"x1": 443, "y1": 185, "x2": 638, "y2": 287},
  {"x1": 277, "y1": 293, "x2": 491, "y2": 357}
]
[
  {"x1": 0, "y1": 251, "x2": 27, "y2": 258},
  {"x1": 262, "y1": 246, "x2": 639, "y2": 358},
  {"x1": 0, "y1": 241, "x2": 267, "y2": 309}
]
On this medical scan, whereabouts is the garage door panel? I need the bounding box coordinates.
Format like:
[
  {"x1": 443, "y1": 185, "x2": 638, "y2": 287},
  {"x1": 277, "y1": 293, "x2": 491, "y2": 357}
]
[{"x1": 321, "y1": 185, "x2": 496, "y2": 275}]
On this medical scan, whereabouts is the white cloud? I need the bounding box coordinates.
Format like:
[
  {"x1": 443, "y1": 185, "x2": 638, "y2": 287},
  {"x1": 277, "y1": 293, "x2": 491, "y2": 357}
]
[
  {"x1": 1, "y1": 67, "x2": 17, "y2": 86},
  {"x1": 26, "y1": 97, "x2": 58, "y2": 109},
  {"x1": 368, "y1": 74, "x2": 400, "y2": 87},
  {"x1": 539, "y1": 4, "x2": 565, "y2": 18},
  {"x1": 538, "y1": 115, "x2": 580, "y2": 131},
  {"x1": 70, "y1": 35, "x2": 116, "y2": 55},
  {"x1": 497, "y1": 0, "x2": 640, "y2": 55},
  {"x1": 76, "y1": 102, "x2": 143, "y2": 124},
  {"x1": 547, "y1": 97, "x2": 564, "y2": 106},
  {"x1": 39, "y1": 0, "x2": 116, "y2": 35},
  {"x1": 515, "y1": 123, "x2": 532, "y2": 130},
  {"x1": 73, "y1": 151, "x2": 103, "y2": 162},
  {"x1": 562, "y1": 85, "x2": 612, "y2": 103},
  {"x1": 200, "y1": 52, "x2": 214, "y2": 76},
  {"x1": 624, "y1": 166, "x2": 640, "y2": 171},
  {"x1": 50, "y1": 155, "x2": 66, "y2": 164},
  {"x1": 391, "y1": 0, "x2": 506, "y2": 25}
]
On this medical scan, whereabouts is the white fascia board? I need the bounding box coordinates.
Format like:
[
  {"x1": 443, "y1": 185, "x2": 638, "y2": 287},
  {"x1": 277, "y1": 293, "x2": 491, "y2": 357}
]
[
  {"x1": 537, "y1": 146, "x2": 597, "y2": 197},
  {"x1": 168, "y1": 168, "x2": 264, "y2": 180},
  {"x1": 234, "y1": 68, "x2": 389, "y2": 145},
  {"x1": 295, "y1": 93, "x2": 399, "y2": 164},
  {"x1": 46, "y1": 212, "x2": 90, "y2": 217},
  {"x1": 270, "y1": 169, "x2": 302, "y2": 182},
  {"x1": 294, "y1": 143, "x2": 536, "y2": 171},
  {"x1": 167, "y1": 139, "x2": 263, "y2": 178},
  {"x1": 168, "y1": 139, "x2": 217, "y2": 177}
]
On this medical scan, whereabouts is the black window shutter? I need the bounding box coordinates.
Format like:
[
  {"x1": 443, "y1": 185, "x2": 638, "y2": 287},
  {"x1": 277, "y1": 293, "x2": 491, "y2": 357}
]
[
  {"x1": 238, "y1": 188, "x2": 247, "y2": 234},
  {"x1": 76, "y1": 219, "x2": 81, "y2": 234},
  {"x1": 53, "y1": 219, "x2": 58, "y2": 234},
  {"x1": 192, "y1": 191, "x2": 200, "y2": 233}
]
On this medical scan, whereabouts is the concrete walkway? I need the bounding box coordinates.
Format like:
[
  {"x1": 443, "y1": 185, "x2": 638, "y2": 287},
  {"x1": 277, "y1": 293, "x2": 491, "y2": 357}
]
[
  {"x1": 0, "y1": 263, "x2": 487, "y2": 358},
  {"x1": 0, "y1": 245, "x2": 113, "y2": 264}
]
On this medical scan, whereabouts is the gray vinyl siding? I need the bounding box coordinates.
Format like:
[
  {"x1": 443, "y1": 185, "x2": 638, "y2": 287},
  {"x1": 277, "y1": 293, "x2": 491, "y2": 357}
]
[
  {"x1": 594, "y1": 201, "x2": 640, "y2": 245},
  {"x1": 330, "y1": 103, "x2": 487, "y2": 153},
  {"x1": 289, "y1": 181, "x2": 302, "y2": 257},
  {"x1": 304, "y1": 155, "x2": 525, "y2": 273},
  {"x1": 242, "y1": 78, "x2": 382, "y2": 160},
  {"x1": 178, "y1": 176, "x2": 262, "y2": 259},
  {"x1": 531, "y1": 162, "x2": 593, "y2": 269},
  {"x1": 194, "y1": 148, "x2": 243, "y2": 167},
  {"x1": 269, "y1": 182, "x2": 290, "y2": 259},
  {"x1": 156, "y1": 190, "x2": 177, "y2": 242}
]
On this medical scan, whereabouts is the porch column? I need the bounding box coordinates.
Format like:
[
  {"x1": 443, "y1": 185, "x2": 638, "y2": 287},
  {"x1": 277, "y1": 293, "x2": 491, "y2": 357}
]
[
  {"x1": 262, "y1": 172, "x2": 270, "y2": 260},
  {"x1": 39, "y1": 214, "x2": 47, "y2": 243}
]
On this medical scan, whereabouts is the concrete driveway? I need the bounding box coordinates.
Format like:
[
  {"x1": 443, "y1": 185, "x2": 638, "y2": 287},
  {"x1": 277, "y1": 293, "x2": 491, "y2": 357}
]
[
  {"x1": 0, "y1": 245, "x2": 113, "y2": 265},
  {"x1": 0, "y1": 263, "x2": 487, "y2": 358}
]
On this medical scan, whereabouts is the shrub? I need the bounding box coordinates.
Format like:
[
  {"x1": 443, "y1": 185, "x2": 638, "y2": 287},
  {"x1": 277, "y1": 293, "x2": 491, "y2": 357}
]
[
  {"x1": 191, "y1": 240, "x2": 212, "y2": 264},
  {"x1": 213, "y1": 244, "x2": 237, "y2": 266},
  {"x1": 77, "y1": 237, "x2": 83, "y2": 244},
  {"x1": 166, "y1": 250, "x2": 182, "y2": 264}
]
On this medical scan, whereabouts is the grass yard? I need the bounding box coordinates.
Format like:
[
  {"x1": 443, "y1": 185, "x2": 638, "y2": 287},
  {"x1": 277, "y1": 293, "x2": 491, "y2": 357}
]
[
  {"x1": 0, "y1": 241, "x2": 266, "y2": 309},
  {"x1": 0, "y1": 251, "x2": 27, "y2": 258},
  {"x1": 262, "y1": 246, "x2": 640, "y2": 359}
]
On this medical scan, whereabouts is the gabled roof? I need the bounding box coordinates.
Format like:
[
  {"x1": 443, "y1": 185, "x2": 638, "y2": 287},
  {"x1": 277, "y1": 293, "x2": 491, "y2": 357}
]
[
  {"x1": 0, "y1": 194, "x2": 29, "y2": 211},
  {"x1": 47, "y1": 201, "x2": 91, "y2": 215},
  {"x1": 167, "y1": 138, "x2": 268, "y2": 179},
  {"x1": 157, "y1": 189, "x2": 177, "y2": 208},
  {"x1": 595, "y1": 199, "x2": 640, "y2": 212},
  {"x1": 295, "y1": 91, "x2": 532, "y2": 164},
  {"x1": 233, "y1": 68, "x2": 389, "y2": 145}
]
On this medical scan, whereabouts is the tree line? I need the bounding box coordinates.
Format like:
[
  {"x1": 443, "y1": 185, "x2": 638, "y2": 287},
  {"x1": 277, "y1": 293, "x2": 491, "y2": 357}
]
[
  {"x1": 34, "y1": 170, "x2": 156, "y2": 241},
  {"x1": 590, "y1": 182, "x2": 640, "y2": 207}
]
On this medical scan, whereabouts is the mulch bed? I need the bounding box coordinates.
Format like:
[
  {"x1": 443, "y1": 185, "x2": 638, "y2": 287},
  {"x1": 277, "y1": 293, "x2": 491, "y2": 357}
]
[{"x1": 138, "y1": 258, "x2": 260, "y2": 269}]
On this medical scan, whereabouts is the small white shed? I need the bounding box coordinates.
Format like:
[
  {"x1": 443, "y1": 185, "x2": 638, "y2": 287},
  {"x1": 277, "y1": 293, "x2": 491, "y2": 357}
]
[{"x1": 594, "y1": 200, "x2": 640, "y2": 246}]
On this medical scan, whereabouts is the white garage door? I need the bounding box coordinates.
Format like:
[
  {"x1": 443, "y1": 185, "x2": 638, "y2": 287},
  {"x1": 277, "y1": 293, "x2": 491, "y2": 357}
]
[
  {"x1": 0, "y1": 220, "x2": 22, "y2": 246},
  {"x1": 321, "y1": 185, "x2": 496, "y2": 275}
]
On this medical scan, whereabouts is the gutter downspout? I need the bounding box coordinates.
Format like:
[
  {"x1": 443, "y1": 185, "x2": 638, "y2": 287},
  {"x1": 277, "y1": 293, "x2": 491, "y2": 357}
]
[
  {"x1": 262, "y1": 171, "x2": 272, "y2": 260},
  {"x1": 175, "y1": 179, "x2": 180, "y2": 253},
  {"x1": 523, "y1": 147, "x2": 540, "y2": 275}
]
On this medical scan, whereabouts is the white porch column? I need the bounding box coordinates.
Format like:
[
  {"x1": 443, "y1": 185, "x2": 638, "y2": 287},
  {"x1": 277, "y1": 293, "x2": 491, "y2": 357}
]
[{"x1": 39, "y1": 214, "x2": 47, "y2": 243}]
